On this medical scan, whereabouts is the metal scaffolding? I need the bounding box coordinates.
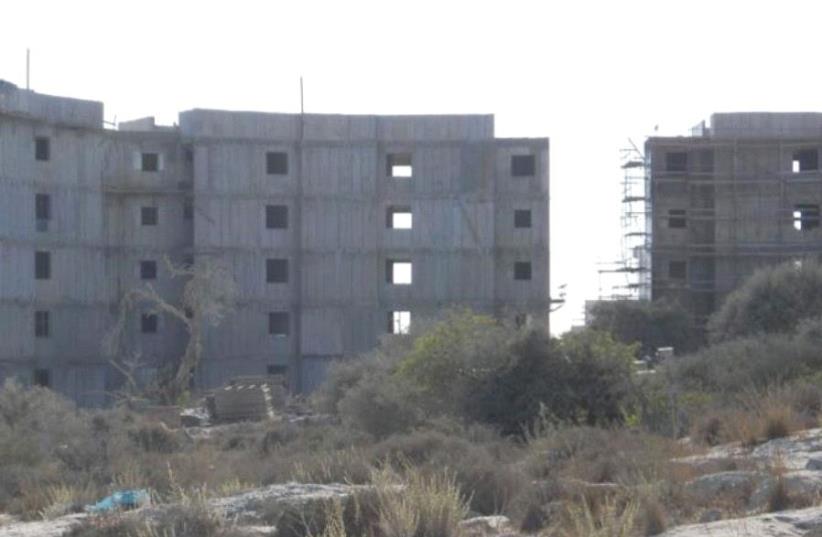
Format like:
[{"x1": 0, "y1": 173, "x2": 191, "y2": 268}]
[{"x1": 597, "y1": 141, "x2": 651, "y2": 301}]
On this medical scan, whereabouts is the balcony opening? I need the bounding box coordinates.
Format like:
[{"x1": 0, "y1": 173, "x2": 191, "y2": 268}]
[
  {"x1": 387, "y1": 153, "x2": 413, "y2": 178},
  {"x1": 794, "y1": 204, "x2": 821, "y2": 231},
  {"x1": 386, "y1": 260, "x2": 412, "y2": 285},
  {"x1": 387, "y1": 311, "x2": 411, "y2": 334},
  {"x1": 387, "y1": 206, "x2": 413, "y2": 229},
  {"x1": 793, "y1": 149, "x2": 818, "y2": 173}
]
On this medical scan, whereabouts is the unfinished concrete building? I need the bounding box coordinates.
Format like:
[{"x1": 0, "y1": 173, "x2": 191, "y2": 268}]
[
  {"x1": 0, "y1": 80, "x2": 550, "y2": 404},
  {"x1": 646, "y1": 113, "x2": 822, "y2": 323}
]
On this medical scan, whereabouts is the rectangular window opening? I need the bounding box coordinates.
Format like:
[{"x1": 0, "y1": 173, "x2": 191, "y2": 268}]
[
  {"x1": 34, "y1": 310, "x2": 50, "y2": 338},
  {"x1": 33, "y1": 368, "x2": 50, "y2": 388},
  {"x1": 514, "y1": 261, "x2": 532, "y2": 281},
  {"x1": 266, "y1": 152, "x2": 289, "y2": 175},
  {"x1": 141, "y1": 152, "x2": 159, "y2": 172},
  {"x1": 793, "y1": 149, "x2": 819, "y2": 173},
  {"x1": 141, "y1": 313, "x2": 158, "y2": 334},
  {"x1": 266, "y1": 205, "x2": 289, "y2": 229},
  {"x1": 387, "y1": 311, "x2": 411, "y2": 334},
  {"x1": 35, "y1": 251, "x2": 51, "y2": 280},
  {"x1": 268, "y1": 312, "x2": 290, "y2": 337},
  {"x1": 266, "y1": 258, "x2": 289, "y2": 283},
  {"x1": 665, "y1": 151, "x2": 688, "y2": 172},
  {"x1": 668, "y1": 209, "x2": 687, "y2": 229},
  {"x1": 140, "y1": 260, "x2": 157, "y2": 280},
  {"x1": 141, "y1": 206, "x2": 158, "y2": 226},
  {"x1": 35, "y1": 193, "x2": 51, "y2": 232},
  {"x1": 387, "y1": 153, "x2": 413, "y2": 178},
  {"x1": 514, "y1": 209, "x2": 532, "y2": 229},
  {"x1": 668, "y1": 260, "x2": 687, "y2": 280},
  {"x1": 794, "y1": 204, "x2": 821, "y2": 231},
  {"x1": 387, "y1": 206, "x2": 413, "y2": 229},
  {"x1": 267, "y1": 365, "x2": 288, "y2": 376},
  {"x1": 514, "y1": 313, "x2": 532, "y2": 328},
  {"x1": 511, "y1": 155, "x2": 536, "y2": 177},
  {"x1": 183, "y1": 201, "x2": 194, "y2": 220},
  {"x1": 386, "y1": 260, "x2": 413, "y2": 285},
  {"x1": 697, "y1": 149, "x2": 715, "y2": 173},
  {"x1": 35, "y1": 137, "x2": 50, "y2": 161}
]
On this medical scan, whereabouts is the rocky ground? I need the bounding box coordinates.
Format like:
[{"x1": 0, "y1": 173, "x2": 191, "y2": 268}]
[
  {"x1": 9, "y1": 428, "x2": 822, "y2": 536},
  {"x1": 660, "y1": 428, "x2": 822, "y2": 536}
]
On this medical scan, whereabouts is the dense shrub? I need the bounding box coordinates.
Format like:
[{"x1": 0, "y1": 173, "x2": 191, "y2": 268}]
[
  {"x1": 708, "y1": 261, "x2": 822, "y2": 342},
  {"x1": 321, "y1": 310, "x2": 639, "y2": 437},
  {"x1": 668, "y1": 332, "x2": 822, "y2": 395},
  {"x1": 587, "y1": 299, "x2": 701, "y2": 356},
  {"x1": 475, "y1": 330, "x2": 637, "y2": 433}
]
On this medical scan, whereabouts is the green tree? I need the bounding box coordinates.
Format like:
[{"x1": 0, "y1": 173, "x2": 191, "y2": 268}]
[
  {"x1": 708, "y1": 261, "x2": 822, "y2": 342},
  {"x1": 587, "y1": 299, "x2": 700, "y2": 356}
]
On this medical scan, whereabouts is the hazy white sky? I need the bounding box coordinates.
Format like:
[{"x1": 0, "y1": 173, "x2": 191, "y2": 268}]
[{"x1": 3, "y1": 0, "x2": 821, "y2": 333}]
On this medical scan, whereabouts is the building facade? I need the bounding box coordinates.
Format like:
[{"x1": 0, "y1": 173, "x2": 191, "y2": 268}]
[
  {"x1": 0, "y1": 81, "x2": 550, "y2": 404},
  {"x1": 647, "y1": 113, "x2": 822, "y2": 324}
]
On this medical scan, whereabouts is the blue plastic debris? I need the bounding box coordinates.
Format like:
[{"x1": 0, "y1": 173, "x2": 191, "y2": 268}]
[{"x1": 85, "y1": 489, "x2": 150, "y2": 513}]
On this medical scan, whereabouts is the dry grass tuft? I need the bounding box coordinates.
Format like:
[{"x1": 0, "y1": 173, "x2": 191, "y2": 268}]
[{"x1": 561, "y1": 498, "x2": 637, "y2": 537}]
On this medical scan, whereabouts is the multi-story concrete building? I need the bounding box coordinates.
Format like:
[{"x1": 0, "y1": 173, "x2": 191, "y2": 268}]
[
  {"x1": 647, "y1": 113, "x2": 822, "y2": 324},
  {"x1": 0, "y1": 80, "x2": 550, "y2": 404}
]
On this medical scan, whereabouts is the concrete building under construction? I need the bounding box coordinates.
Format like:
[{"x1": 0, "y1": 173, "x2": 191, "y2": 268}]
[
  {"x1": 0, "y1": 80, "x2": 550, "y2": 405},
  {"x1": 644, "y1": 113, "x2": 822, "y2": 323}
]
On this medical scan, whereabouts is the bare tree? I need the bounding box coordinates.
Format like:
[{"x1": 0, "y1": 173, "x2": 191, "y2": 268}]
[{"x1": 105, "y1": 256, "x2": 237, "y2": 403}]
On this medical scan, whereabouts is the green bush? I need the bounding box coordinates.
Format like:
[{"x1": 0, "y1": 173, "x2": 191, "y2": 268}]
[
  {"x1": 475, "y1": 330, "x2": 637, "y2": 433},
  {"x1": 587, "y1": 299, "x2": 701, "y2": 356},
  {"x1": 321, "y1": 311, "x2": 639, "y2": 437},
  {"x1": 669, "y1": 332, "x2": 822, "y2": 395},
  {"x1": 708, "y1": 261, "x2": 822, "y2": 342}
]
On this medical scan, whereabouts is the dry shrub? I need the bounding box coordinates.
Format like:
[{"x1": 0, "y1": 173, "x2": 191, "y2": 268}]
[
  {"x1": 762, "y1": 405, "x2": 795, "y2": 441},
  {"x1": 691, "y1": 415, "x2": 723, "y2": 446},
  {"x1": 766, "y1": 476, "x2": 792, "y2": 513},
  {"x1": 507, "y1": 480, "x2": 564, "y2": 533},
  {"x1": 638, "y1": 498, "x2": 667, "y2": 536},
  {"x1": 373, "y1": 467, "x2": 467, "y2": 537},
  {"x1": 25, "y1": 482, "x2": 99, "y2": 520},
  {"x1": 370, "y1": 426, "x2": 524, "y2": 516},
  {"x1": 694, "y1": 389, "x2": 805, "y2": 448},
  {"x1": 289, "y1": 448, "x2": 373, "y2": 485},
  {"x1": 560, "y1": 497, "x2": 637, "y2": 537},
  {"x1": 525, "y1": 427, "x2": 686, "y2": 488},
  {"x1": 265, "y1": 468, "x2": 467, "y2": 537},
  {"x1": 67, "y1": 502, "x2": 244, "y2": 537},
  {"x1": 128, "y1": 422, "x2": 182, "y2": 453}
]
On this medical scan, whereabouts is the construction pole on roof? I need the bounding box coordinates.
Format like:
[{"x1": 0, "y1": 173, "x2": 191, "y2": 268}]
[{"x1": 26, "y1": 49, "x2": 30, "y2": 90}]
